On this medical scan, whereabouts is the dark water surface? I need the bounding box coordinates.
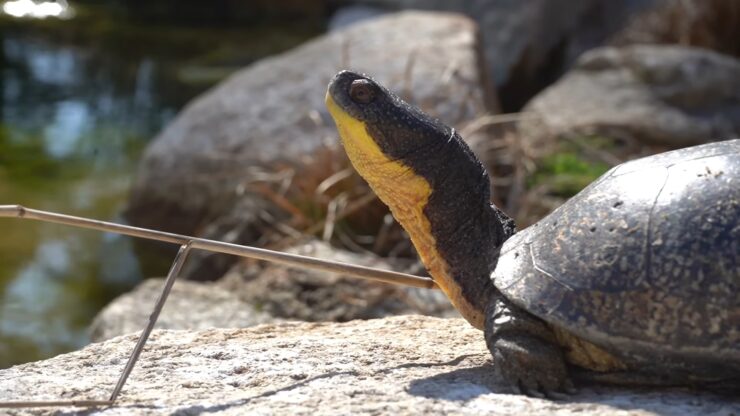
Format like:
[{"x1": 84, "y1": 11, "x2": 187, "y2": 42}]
[{"x1": 0, "y1": 6, "x2": 318, "y2": 368}]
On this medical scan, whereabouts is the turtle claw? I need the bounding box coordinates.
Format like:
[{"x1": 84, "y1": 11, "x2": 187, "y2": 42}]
[
  {"x1": 511, "y1": 379, "x2": 542, "y2": 398},
  {"x1": 492, "y1": 335, "x2": 574, "y2": 399},
  {"x1": 543, "y1": 388, "x2": 573, "y2": 401}
]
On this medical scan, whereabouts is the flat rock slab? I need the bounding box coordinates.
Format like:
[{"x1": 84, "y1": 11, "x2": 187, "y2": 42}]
[{"x1": 1, "y1": 316, "x2": 737, "y2": 415}]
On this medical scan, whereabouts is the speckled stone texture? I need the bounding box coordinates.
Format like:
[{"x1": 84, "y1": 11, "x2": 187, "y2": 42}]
[{"x1": 1, "y1": 316, "x2": 737, "y2": 415}]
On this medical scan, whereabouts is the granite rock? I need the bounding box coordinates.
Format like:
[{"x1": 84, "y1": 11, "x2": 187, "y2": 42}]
[
  {"x1": 2, "y1": 316, "x2": 737, "y2": 415},
  {"x1": 520, "y1": 45, "x2": 740, "y2": 146}
]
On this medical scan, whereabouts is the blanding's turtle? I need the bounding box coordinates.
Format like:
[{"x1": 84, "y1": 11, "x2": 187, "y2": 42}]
[{"x1": 325, "y1": 70, "x2": 739, "y2": 396}]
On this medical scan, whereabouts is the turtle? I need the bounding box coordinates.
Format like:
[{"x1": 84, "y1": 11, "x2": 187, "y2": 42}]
[{"x1": 324, "y1": 70, "x2": 740, "y2": 396}]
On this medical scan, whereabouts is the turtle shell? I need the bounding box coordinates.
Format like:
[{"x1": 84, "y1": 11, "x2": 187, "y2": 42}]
[{"x1": 492, "y1": 139, "x2": 739, "y2": 376}]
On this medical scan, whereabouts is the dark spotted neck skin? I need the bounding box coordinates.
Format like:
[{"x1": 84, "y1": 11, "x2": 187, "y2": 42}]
[
  {"x1": 374, "y1": 122, "x2": 516, "y2": 327},
  {"x1": 326, "y1": 70, "x2": 515, "y2": 328}
]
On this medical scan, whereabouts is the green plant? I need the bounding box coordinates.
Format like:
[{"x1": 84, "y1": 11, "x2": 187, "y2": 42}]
[{"x1": 530, "y1": 150, "x2": 611, "y2": 197}]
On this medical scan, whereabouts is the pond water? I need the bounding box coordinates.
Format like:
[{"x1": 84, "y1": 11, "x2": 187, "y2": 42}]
[{"x1": 0, "y1": 5, "x2": 319, "y2": 368}]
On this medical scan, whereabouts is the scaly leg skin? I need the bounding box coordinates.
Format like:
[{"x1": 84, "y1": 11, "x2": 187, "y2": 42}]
[{"x1": 484, "y1": 296, "x2": 575, "y2": 398}]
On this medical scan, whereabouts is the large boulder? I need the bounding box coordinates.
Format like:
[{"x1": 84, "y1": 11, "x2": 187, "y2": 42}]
[
  {"x1": 519, "y1": 45, "x2": 740, "y2": 146},
  {"x1": 1, "y1": 316, "x2": 736, "y2": 415},
  {"x1": 332, "y1": 0, "x2": 658, "y2": 110},
  {"x1": 125, "y1": 11, "x2": 494, "y2": 280},
  {"x1": 126, "y1": 10, "x2": 492, "y2": 237}
]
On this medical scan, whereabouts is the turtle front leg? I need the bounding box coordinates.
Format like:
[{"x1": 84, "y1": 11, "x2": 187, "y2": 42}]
[{"x1": 484, "y1": 295, "x2": 574, "y2": 397}]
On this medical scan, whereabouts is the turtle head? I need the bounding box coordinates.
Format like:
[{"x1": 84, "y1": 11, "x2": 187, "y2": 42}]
[
  {"x1": 325, "y1": 70, "x2": 454, "y2": 176},
  {"x1": 326, "y1": 70, "x2": 514, "y2": 329}
]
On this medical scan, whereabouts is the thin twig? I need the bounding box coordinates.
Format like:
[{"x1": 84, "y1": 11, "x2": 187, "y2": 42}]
[
  {"x1": 0, "y1": 205, "x2": 436, "y2": 289},
  {"x1": 459, "y1": 112, "x2": 540, "y2": 138},
  {"x1": 315, "y1": 168, "x2": 354, "y2": 197},
  {"x1": 322, "y1": 193, "x2": 348, "y2": 242}
]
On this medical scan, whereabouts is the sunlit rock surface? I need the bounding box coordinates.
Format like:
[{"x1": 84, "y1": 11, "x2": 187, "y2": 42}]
[{"x1": 1, "y1": 316, "x2": 737, "y2": 415}]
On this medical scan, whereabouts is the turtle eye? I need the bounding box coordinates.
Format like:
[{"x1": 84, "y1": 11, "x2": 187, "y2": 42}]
[{"x1": 349, "y1": 79, "x2": 376, "y2": 104}]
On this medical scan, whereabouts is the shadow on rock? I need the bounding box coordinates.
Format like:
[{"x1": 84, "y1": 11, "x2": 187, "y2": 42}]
[
  {"x1": 408, "y1": 362, "x2": 740, "y2": 416},
  {"x1": 166, "y1": 371, "x2": 358, "y2": 415},
  {"x1": 407, "y1": 362, "x2": 508, "y2": 401},
  {"x1": 564, "y1": 385, "x2": 740, "y2": 416}
]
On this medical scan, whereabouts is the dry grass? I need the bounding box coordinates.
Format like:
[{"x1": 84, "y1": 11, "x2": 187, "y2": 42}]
[
  {"x1": 239, "y1": 144, "x2": 417, "y2": 259},
  {"x1": 244, "y1": 110, "x2": 555, "y2": 258}
]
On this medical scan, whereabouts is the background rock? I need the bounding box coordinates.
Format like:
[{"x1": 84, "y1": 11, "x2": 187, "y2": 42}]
[
  {"x1": 89, "y1": 278, "x2": 278, "y2": 342},
  {"x1": 519, "y1": 45, "x2": 740, "y2": 147},
  {"x1": 2, "y1": 316, "x2": 737, "y2": 415},
  {"x1": 125, "y1": 11, "x2": 494, "y2": 279},
  {"x1": 223, "y1": 239, "x2": 455, "y2": 322},
  {"x1": 332, "y1": 0, "x2": 658, "y2": 110},
  {"x1": 612, "y1": 0, "x2": 740, "y2": 58},
  {"x1": 91, "y1": 240, "x2": 454, "y2": 341}
]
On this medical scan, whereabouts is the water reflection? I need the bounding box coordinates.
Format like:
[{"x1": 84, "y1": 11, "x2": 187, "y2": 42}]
[
  {"x1": 1, "y1": 239, "x2": 83, "y2": 354},
  {"x1": 45, "y1": 100, "x2": 89, "y2": 157},
  {"x1": 0, "y1": 26, "x2": 176, "y2": 365},
  {"x1": 0, "y1": 9, "x2": 317, "y2": 367},
  {"x1": 0, "y1": 26, "x2": 162, "y2": 365},
  {"x1": 2, "y1": 34, "x2": 176, "y2": 161},
  {"x1": 2, "y1": 0, "x2": 73, "y2": 20},
  {"x1": 22, "y1": 40, "x2": 78, "y2": 85}
]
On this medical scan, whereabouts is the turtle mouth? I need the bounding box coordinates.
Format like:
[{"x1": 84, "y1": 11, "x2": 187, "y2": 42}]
[{"x1": 325, "y1": 85, "x2": 394, "y2": 173}]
